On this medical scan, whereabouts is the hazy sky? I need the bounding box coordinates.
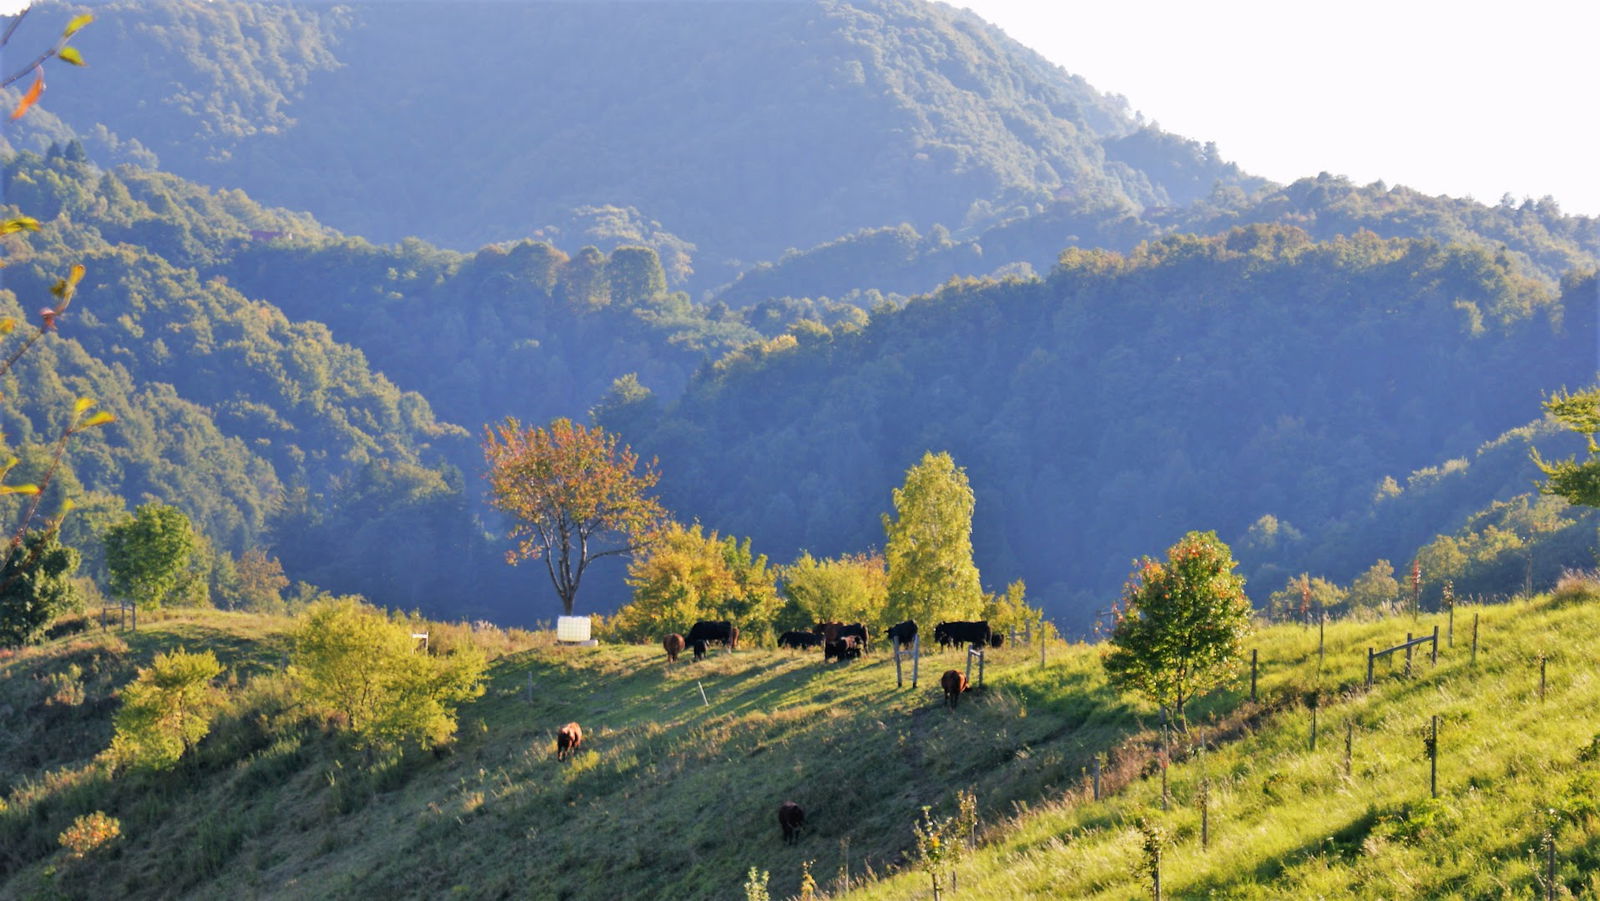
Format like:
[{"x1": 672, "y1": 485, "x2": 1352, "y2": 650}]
[{"x1": 960, "y1": 0, "x2": 1599, "y2": 216}]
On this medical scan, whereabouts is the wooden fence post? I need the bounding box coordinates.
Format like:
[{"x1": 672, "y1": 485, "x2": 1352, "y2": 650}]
[
  {"x1": 1404, "y1": 632, "x2": 1413, "y2": 678},
  {"x1": 1430, "y1": 625, "x2": 1438, "y2": 666},
  {"x1": 1366, "y1": 647, "x2": 1375, "y2": 689},
  {"x1": 1471, "y1": 613, "x2": 1479, "y2": 664},
  {"x1": 1199, "y1": 779, "x2": 1210, "y2": 849},
  {"x1": 1039, "y1": 624, "x2": 1046, "y2": 667},
  {"x1": 1160, "y1": 709, "x2": 1169, "y2": 811},
  {"x1": 1539, "y1": 653, "x2": 1547, "y2": 702},
  {"x1": 1447, "y1": 605, "x2": 1454, "y2": 648},
  {"x1": 1092, "y1": 754, "x2": 1102, "y2": 801},
  {"x1": 1310, "y1": 702, "x2": 1318, "y2": 752},
  {"x1": 1344, "y1": 721, "x2": 1353, "y2": 776},
  {"x1": 1250, "y1": 649, "x2": 1258, "y2": 702}
]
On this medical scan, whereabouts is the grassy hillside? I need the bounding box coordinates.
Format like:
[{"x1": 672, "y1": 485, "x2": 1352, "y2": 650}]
[{"x1": 8, "y1": 588, "x2": 1600, "y2": 898}]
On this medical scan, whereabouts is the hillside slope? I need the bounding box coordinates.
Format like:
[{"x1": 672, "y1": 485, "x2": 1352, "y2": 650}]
[{"x1": 5, "y1": 593, "x2": 1599, "y2": 898}]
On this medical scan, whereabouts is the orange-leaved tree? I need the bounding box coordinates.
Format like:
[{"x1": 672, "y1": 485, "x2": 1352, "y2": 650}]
[{"x1": 483, "y1": 417, "x2": 667, "y2": 615}]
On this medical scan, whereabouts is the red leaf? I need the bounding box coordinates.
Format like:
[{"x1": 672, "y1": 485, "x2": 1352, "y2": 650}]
[{"x1": 9, "y1": 67, "x2": 43, "y2": 121}]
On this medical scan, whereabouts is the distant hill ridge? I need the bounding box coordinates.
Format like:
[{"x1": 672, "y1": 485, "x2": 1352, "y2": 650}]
[{"x1": 1, "y1": 0, "x2": 1256, "y2": 288}]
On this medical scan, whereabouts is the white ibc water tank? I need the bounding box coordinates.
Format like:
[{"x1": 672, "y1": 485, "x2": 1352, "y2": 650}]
[{"x1": 556, "y1": 615, "x2": 592, "y2": 643}]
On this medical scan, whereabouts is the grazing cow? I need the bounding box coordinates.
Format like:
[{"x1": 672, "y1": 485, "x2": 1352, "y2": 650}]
[
  {"x1": 778, "y1": 630, "x2": 824, "y2": 650},
  {"x1": 941, "y1": 669, "x2": 968, "y2": 709},
  {"x1": 933, "y1": 620, "x2": 992, "y2": 649},
  {"x1": 687, "y1": 620, "x2": 738, "y2": 651},
  {"x1": 824, "y1": 635, "x2": 862, "y2": 662},
  {"x1": 886, "y1": 620, "x2": 918, "y2": 649},
  {"x1": 989, "y1": 632, "x2": 1004, "y2": 649},
  {"x1": 777, "y1": 801, "x2": 806, "y2": 844},
  {"x1": 812, "y1": 621, "x2": 843, "y2": 642},
  {"x1": 692, "y1": 639, "x2": 708, "y2": 662},
  {"x1": 663, "y1": 633, "x2": 685, "y2": 663},
  {"x1": 556, "y1": 722, "x2": 583, "y2": 760},
  {"x1": 837, "y1": 623, "x2": 869, "y2": 652}
]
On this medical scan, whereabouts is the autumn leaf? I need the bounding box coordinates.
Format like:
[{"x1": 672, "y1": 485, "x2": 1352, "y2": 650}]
[
  {"x1": 57, "y1": 46, "x2": 85, "y2": 67},
  {"x1": 78, "y1": 411, "x2": 114, "y2": 429},
  {"x1": 9, "y1": 67, "x2": 43, "y2": 121},
  {"x1": 0, "y1": 484, "x2": 41, "y2": 496},
  {"x1": 62, "y1": 13, "x2": 93, "y2": 38},
  {"x1": 72, "y1": 397, "x2": 95, "y2": 416},
  {"x1": 0, "y1": 217, "x2": 41, "y2": 235},
  {"x1": 0, "y1": 319, "x2": 15, "y2": 335}
]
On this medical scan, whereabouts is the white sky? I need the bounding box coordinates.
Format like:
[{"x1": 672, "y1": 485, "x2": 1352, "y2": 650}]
[{"x1": 960, "y1": 0, "x2": 1600, "y2": 216}]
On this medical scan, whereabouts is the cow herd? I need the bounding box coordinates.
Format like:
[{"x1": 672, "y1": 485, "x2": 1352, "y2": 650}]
[{"x1": 551, "y1": 617, "x2": 1004, "y2": 845}]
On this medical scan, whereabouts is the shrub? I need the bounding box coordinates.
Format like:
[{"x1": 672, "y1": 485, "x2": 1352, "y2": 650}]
[{"x1": 58, "y1": 811, "x2": 121, "y2": 858}]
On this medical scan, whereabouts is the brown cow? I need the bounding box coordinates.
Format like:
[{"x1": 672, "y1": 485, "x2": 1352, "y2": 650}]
[
  {"x1": 777, "y1": 801, "x2": 805, "y2": 844},
  {"x1": 663, "y1": 633, "x2": 685, "y2": 663},
  {"x1": 556, "y1": 722, "x2": 583, "y2": 761},
  {"x1": 941, "y1": 669, "x2": 968, "y2": 709}
]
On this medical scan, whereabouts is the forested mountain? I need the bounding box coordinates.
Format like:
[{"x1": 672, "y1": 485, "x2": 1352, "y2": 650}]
[
  {"x1": 0, "y1": 150, "x2": 530, "y2": 617},
  {"x1": 1, "y1": 0, "x2": 1257, "y2": 289},
  {"x1": 602, "y1": 230, "x2": 1596, "y2": 631},
  {"x1": 711, "y1": 175, "x2": 1599, "y2": 307}
]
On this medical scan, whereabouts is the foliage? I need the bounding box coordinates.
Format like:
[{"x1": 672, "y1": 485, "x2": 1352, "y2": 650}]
[
  {"x1": 483, "y1": 417, "x2": 668, "y2": 615},
  {"x1": 1103, "y1": 531, "x2": 1251, "y2": 724},
  {"x1": 779, "y1": 551, "x2": 887, "y2": 628},
  {"x1": 606, "y1": 522, "x2": 780, "y2": 642},
  {"x1": 0, "y1": 529, "x2": 79, "y2": 646},
  {"x1": 103, "y1": 503, "x2": 197, "y2": 609},
  {"x1": 911, "y1": 791, "x2": 978, "y2": 900},
  {"x1": 742, "y1": 867, "x2": 770, "y2": 901},
  {"x1": 1345, "y1": 560, "x2": 1400, "y2": 617},
  {"x1": 108, "y1": 647, "x2": 222, "y2": 770},
  {"x1": 56, "y1": 811, "x2": 119, "y2": 859},
  {"x1": 883, "y1": 451, "x2": 983, "y2": 626},
  {"x1": 290, "y1": 597, "x2": 486, "y2": 751},
  {"x1": 1263, "y1": 573, "x2": 1345, "y2": 623},
  {"x1": 1532, "y1": 385, "x2": 1600, "y2": 507},
  {"x1": 982, "y1": 580, "x2": 1043, "y2": 637},
  {"x1": 219, "y1": 547, "x2": 289, "y2": 613},
  {"x1": 621, "y1": 233, "x2": 1592, "y2": 633}
]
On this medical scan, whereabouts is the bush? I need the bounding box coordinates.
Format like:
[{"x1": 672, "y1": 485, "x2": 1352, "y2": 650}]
[{"x1": 57, "y1": 811, "x2": 121, "y2": 858}]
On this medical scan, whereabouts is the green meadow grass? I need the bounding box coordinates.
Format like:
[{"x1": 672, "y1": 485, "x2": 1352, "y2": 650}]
[{"x1": 5, "y1": 595, "x2": 1600, "y2": 900}]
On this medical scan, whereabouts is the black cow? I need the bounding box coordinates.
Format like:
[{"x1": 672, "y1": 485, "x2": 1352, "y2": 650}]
[
  {"x1": 933, "y1": 620, "x2": 991, "y2": 649},
  {"x1": 687, "y1": 620, "x2": 738, "y2": 651},
  {"x1": 692, "y1": 639, "x2": 708, "y2": 661},
  {"x1": 824, "y1": 635, "x2": 861, "y2": 662},
  {"x1": 777, "y1": 801, "x2": 805, "y2": 844},
  {"x1": 778, "y1": 630, "x2": 824, "y2": 650},
  {"x1": 886, "y1": 620, "x2": 918, "y2": 649},
  {"x1": 989, "y1": 632, "x2": 1004, "y2": 649}
]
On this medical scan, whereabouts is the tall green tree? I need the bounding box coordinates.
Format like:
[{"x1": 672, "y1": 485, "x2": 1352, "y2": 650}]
[
  {"x1": 0, "y1": 530, "x2": 80, "y2": 647},
  {"x1": 104, "y1": 503, "x2": 198, "y2": 609},
  {"x1": 1103, "y1": 530, "x2": 1252, "y2": 727},
  {"x1": 882, "y1": 451, "x2": 983, "y2": 626}
]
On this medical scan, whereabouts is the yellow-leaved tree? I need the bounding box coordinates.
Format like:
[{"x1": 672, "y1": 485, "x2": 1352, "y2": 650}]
[{"x1": 291, "y1": 597, "x2": 486, "y2": 752}]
